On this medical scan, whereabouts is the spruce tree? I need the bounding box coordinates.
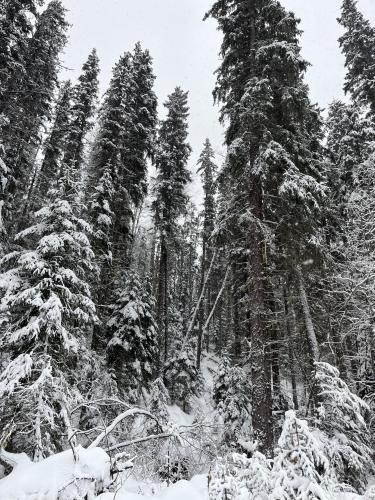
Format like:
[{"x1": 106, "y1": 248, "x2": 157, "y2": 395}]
[
  {"x1": 61, "y1": 48, "x2": 100, "y2": 199},
  {"x1": 213, "y1": 357, "x2": 250, "y2": 445},
  {"x1": 315, "y1": 362, "x2": 373, "y2": 492},
  {"x1": 152, "y1": 87, "x2": 192, "y2": 364},
  {"x1": 206, "y1": 0, "x2": 326, "y2": 454},
  {"x1": 1, "y1": 0, "x2": 68, "y2": 229},
  {"x1": 339, "y1": 0, "x2": 375, "y2": 112},
  {"x1": 107, "y1": 271, "x2": 158, "y2": 403},
  {"x1": 0, "y1": 185, "x2": 97, "y2": 460},
  {"x1": 271, "y1": 410, "x2": 332, "y2": 499},
  {"x1": 33, "y1": 81, "x2": 73, "y2": 208},
  {"x1": 0, "y1": 0, "x2": 43, "y2": 111},
  {"x1": 88, "y1": 52, "x2": 133, "y2": 311}
]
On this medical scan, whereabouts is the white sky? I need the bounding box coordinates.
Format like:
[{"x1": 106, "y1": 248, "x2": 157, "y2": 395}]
[{"x1": 60, "y1": 0, "x2": 375, "y2": 204}]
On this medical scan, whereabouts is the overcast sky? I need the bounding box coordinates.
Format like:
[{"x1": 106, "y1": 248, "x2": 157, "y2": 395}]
[{"x1": 60, "y1": 0, "x2": 375, "y2": 203}]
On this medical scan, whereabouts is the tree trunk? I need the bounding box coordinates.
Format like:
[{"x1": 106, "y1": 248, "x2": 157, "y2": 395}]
[
  {"x1": 157, "y1": 236, "x2": 168, "y2": 366},
  {"x1": 283, "y1": 287, "x2": 299, "y2": 410},
  {"x1": 296, "y1": 265, "x2": 319, "y2": 363},
  {"x1": 249, "y1": 179, "x2": 273, "y2": 456}
]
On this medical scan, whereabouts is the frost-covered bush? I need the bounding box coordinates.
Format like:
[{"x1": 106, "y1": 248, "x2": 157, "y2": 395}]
[
  {"x1": 209, "y1": 451, "x2": 271, "y2": 500},
  {"x1": 271, "y1": 410, "x2": 333, "y2": 500},
  {"x1": 315, "y1": 361, "x2": 373, "y2": 492}
]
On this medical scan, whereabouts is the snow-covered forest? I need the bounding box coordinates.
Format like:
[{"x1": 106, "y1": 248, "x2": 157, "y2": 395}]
[{"x1": 0, "y1": 0, "x2": 374, "y2": 498}]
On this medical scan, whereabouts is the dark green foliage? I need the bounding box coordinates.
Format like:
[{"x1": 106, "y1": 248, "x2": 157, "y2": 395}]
[
  {"x1": 107, "y1": 272, "x2": 158, "y2": 402},
  {"x1": 339, "y1": 0, "x2": 375, "y2": 111},
  {"x1": 1, "y1": 0, "x2": 68, "y2": 228}
]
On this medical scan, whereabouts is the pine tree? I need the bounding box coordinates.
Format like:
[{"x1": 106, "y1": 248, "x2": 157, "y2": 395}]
[
  {"x1": 338, "y1": 0, "x2": 375, "y2": 112},
  {"x1": 1, "y1": 0, "x2": 68, "y2": 229},
  {"x1": 61, "y1": 48, "x2": 100, "y2": 200},
  {"x1": 315, "y1": 362, "x2": 373, "y2": 492},
  {"x1": 206, "y1": 0, "x2": 326, "y2": 454},
  {"x1": 271, "y1": 410, "x2": 331, "y2": 500},
  {"x1": 196, "y1": 139, "x2": 217, "y2": 368},
  {"x1": 0, "y1": 187, "x2": 97, "y2": 460},
  {"x1": 152, "y1": 87, "x2": 192, "y2": 364},
  {"x1": 107, "y1": 271, "x2": 158, "y2": 403}
]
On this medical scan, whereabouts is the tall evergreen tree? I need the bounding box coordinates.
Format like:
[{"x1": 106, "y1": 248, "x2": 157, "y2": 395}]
[
  {"x1": 0, "y1": 0, "x2": 43, "y2": 112},
  {"x1": 196, "y1": 139, "x2": 217, "y2": 368},
  {"x1": 339, "y1": 0, "x2": 375, "y2": 112},
  {"x1": 152, "y1": 87, "x2": 192, "y2": 364},
  {"x1": 89, "y1": 52, "x2": 133, "y2": 301},
  {"x1": 206, "y1": 0, "x2": 326, "y2": 454},
  {"x1": 61, "y1": 49, "x2": 100, "y2": 200},
  {"x1": 32, "y1": 81, "x2": 73, "y2": 209},
  {"x1": 1, "y1": 0, "x2": 68, "y2": 230}
]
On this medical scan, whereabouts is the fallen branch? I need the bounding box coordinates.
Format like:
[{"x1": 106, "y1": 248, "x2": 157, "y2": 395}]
[{"x1": 88, "y1": 408, "x2": 161, "y2": 449}]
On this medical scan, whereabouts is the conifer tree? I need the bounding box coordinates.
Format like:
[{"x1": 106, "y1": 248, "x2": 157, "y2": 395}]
[
  {"x1": 271, "y1": 410, "x2": 331, "y2": 499},
  {"x1": 206, "y1": 0, "x2": 326, "y2": 454},
  {"x1": 339, "y1": 0, "x2": 375, "y2": 112},
  {"x1": 0, "y1": 184, "x2": 97, "y2": 460},
  {"x1": 33, "y1": 81, "x2": 73, "y2": 208},
  {"x1": 0, "y1": 0, "x2": 43, "y2": 111},
  {"x1": 61, "y1": 49, "x2": 100, "y2": 199},
  {"x1": 107, "y1": 271, "x2": 158, "y2": 403},
  {"x1": 121, "y1": 42, "x2": 157, "y2": 209},
  {"x1": 1, "y1": 0, "x2": 68, "y2": 229},
  {"x1": 88, "y1": 52, "x2": 133, "y2": 309},
  {"x1": 315, "y1": 362, "x2": 373, "y2": 492},
  {"x1": 153, "y1": 87, "x2": 192, "y2": 363},
  {"x1": 213, "y1": 357, "x2": 250, "y2": 445},
  {"x1": 196, "y1": 139, "x2": 217, "y2": 368}
]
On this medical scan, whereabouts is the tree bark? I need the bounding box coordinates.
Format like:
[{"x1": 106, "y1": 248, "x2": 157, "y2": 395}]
[
  {"x1": 296, "y1": 265, "x2": 319, "y2": 363},
  {"x1": 249, "y1": 178, "x2": 273, "y2": 456}
]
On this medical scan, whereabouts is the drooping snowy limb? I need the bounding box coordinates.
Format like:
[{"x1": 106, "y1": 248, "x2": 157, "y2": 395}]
[
  {"x1": 104, "y1": 422, "x2": 212, "y2": 453},
  {"x1": 182, "y1": 249, "x2": 218, "y2": 350},
  {"x1": 88, "y1": 408, "x2": 162, "y2": 449},
  {"x1": 105, "y1": 431, "x2": 173, "y2": 452}
]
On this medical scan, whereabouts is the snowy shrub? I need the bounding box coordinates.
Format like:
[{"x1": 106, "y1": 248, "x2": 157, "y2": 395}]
[
  {"x1": 271, "y1": 410, "x2": 332, "y2": 500},
  {"x1": 209, "y1": 451, "x2": 271, "y2": 500},
  {"x1": 315, "y1": 361, "x2": 373, "y2": 492}
]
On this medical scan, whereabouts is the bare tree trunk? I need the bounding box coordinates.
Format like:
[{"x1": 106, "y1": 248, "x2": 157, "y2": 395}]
[{"x1": 296, "y1": 265, "x2": 319, "y2": 363}]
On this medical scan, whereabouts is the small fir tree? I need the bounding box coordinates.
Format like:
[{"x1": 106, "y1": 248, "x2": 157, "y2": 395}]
[
  {"x1": 315, "y1": 362, "x2": 373, "y2": 492},
  {"x1": 107, "y1": 271, "x2": 158, "y2": 403},
  {"x1": 271, "y1": 410, "x2": 332, "y2": 500},
  {"x1": 213, "y1": 357, "x2": 250, "y2": 445},
  {"x1": 0, "y1": 188, "x2": 97, "y2": 460}
]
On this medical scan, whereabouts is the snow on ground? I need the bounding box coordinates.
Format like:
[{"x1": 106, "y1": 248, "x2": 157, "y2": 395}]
[
  {"x1": 98, "y1": 475, "x2": 208, "y2": 500},
  {"x1": 0, "y1": 446, "x2": 111, "y2": 500}
]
